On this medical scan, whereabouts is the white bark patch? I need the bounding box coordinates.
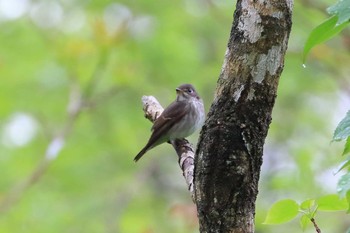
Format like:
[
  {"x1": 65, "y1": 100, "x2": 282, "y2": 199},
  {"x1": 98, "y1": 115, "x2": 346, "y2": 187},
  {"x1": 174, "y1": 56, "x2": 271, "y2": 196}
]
[
  {"x1": 251, "y1": 54, "x2": 267, "y2": 83},
  {"x1": 237, "y1": 0, "x2": 263, "y2": 43},
  {"x1": 251, "y1": 45, "x2": 282, "y2": 83},
  {"x1": 220, "y1": 47, "x2": 230, "y2": 80},
  {"x1": 286, "y1": 0, "x2": 294, "y2": 12},
  {"x1": 272, "y1": 11, "x2": 283, "y2": 19},
  {"x1": 233, "y1": 85, "x2": 245, "y2": 102},
  {"x1": 266, "y1": 45, "x2": 282, "y2": 75},
  {"x1": 247, "y1": 88, "x2": 255, "y2": 100},
  {"x1": 242, "y1": 132, "x2": 252, "y2": 156}
]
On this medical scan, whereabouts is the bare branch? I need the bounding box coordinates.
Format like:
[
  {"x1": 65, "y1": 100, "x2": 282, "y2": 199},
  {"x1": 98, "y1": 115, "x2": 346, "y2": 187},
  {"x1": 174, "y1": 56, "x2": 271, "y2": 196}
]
[
  {"x1": 141, "y1": 95, "x2": 195, "y2": 201},
  {"x1": 141, "y1": 96, "x2": 163, "y2": 122}
]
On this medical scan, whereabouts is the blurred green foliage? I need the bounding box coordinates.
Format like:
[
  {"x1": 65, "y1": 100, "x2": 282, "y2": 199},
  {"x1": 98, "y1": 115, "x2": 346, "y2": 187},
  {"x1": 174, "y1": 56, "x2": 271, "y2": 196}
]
[
  {"x1": 303, "y1": 0, "x2": 350, "y2": 63},
  {"x1": 0, "y1": 0, "x2": 349, "y2": 232}
]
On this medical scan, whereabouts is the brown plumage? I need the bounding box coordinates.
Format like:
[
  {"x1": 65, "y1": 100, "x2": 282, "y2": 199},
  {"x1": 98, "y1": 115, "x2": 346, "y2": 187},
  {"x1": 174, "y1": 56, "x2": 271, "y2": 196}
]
[{"x1": 134, "y1": 84, "x2": 205, "y2": 162}]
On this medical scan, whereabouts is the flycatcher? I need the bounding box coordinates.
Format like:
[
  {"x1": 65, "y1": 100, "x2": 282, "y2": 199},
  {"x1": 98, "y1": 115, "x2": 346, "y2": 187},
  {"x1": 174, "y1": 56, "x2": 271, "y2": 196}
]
[{"x1": 134, "y1": 84, "x2": 205, "y2": 162}]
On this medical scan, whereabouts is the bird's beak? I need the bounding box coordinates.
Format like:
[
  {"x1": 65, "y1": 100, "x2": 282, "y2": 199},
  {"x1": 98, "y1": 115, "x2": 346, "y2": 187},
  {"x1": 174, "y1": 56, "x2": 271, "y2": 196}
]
[{"x1": 176, "y1": 88, "x2": 182, "y2": 94}]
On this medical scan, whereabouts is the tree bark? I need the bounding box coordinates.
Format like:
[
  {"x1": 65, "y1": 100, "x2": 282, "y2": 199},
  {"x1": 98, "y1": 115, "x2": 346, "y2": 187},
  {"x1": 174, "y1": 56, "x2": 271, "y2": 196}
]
[{"x1": 194, "y1": 1, "x2": 293, "y2": 232}]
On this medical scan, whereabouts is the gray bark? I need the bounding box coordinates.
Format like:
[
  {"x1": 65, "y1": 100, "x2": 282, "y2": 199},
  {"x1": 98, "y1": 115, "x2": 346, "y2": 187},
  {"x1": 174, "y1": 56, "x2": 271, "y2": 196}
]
[{"x1": 194, "y1": 0, "x2": 293, "y2": 232}]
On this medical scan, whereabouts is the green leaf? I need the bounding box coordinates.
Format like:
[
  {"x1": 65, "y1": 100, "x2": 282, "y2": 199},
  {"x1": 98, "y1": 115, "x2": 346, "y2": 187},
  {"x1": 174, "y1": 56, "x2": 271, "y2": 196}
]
[
  {"x1": 335, "y1": 157, "x2": 350, "y2": 174},
  {"x1": 300, "y1": 199, "x2": 317, "y2": 218},
  {"x1": 263, "y1": 199, "x2": 299, "y2": 224},
  {"x1": 346, "y1": 192, "x2": 350, "y2": 213},
  {"x1": 327, "y1": 0, "x2": 350, "y2": 25},
  {"x1": 299, "y1": 214, "x2": 310, "y2": 231},
  {"x1": 300, "y1": 199, "x2": 315, "y2": 211},
  {"x1": 317, "y1": 194, "x2": 348, "y2": 211},
  {"x1": 303, "y1": 16, "x2": 350, "y2": 63},
  {"x1": 333, "y1": 111, "x2": 350, "y2": 142},
  {"x1": 337, "y1": 172, "x2": 350, "y2": 198},
  {"x1": 343, "y1": 137, "x2": 350, "y2": 155}
]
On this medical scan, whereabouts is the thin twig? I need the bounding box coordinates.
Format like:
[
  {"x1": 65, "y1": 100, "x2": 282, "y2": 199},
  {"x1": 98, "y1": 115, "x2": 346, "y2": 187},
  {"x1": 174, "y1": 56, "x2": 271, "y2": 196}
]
[
  {"x1": 311, "y1": 218, "x2": 321, "y2": 233},
  {"x1": 140, "y1": 95, "x2": 196, "y2": 201}
]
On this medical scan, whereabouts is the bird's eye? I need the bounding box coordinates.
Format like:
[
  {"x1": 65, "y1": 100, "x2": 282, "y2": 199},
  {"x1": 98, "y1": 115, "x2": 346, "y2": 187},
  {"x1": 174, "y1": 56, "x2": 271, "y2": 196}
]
[{"x1": 187, "y1": 89, "x2": 193, "y2": 93}]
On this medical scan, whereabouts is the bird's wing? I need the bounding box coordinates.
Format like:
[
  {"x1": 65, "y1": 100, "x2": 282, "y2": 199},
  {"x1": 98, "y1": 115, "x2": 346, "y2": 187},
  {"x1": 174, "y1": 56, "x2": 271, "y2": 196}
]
[
  {"x1": 151, "y1": 100, "x2": 188, "y2": 132},
  {"x1": 134, "y1": 101, "x2": 188, "y2": 162},
  {"x1": 146, "y1": 101, "x2": 188, "y2": 146}
]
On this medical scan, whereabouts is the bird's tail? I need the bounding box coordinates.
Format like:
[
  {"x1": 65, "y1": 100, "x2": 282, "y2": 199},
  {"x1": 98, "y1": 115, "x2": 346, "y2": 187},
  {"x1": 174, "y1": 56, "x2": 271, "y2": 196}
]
[
  {"x1": 134, "y1": 146, "x2": 149, "y2": 162},
  {"x1": 134, "y1": 134, "x2": 164, "y2": 162}
]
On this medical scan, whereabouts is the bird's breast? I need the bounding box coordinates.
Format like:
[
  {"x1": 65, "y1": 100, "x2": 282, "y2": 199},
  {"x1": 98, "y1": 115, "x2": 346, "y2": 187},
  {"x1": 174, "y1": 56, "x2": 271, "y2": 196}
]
[{"x1": 168, "y1": 99, "x2": 205, "y2": 139}]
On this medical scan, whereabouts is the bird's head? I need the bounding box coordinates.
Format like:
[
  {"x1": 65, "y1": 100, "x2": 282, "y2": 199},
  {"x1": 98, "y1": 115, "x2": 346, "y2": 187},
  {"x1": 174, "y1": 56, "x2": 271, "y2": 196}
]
[{"x1": 176, "y1": 84, "x2": 200, "y2": 101}]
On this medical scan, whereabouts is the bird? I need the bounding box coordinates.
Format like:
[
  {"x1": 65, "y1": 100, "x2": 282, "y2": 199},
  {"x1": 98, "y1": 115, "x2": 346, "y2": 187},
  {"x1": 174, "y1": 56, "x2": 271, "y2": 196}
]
[{"x1": 134, "y1": 84, "x2": 205, "y2": 162}]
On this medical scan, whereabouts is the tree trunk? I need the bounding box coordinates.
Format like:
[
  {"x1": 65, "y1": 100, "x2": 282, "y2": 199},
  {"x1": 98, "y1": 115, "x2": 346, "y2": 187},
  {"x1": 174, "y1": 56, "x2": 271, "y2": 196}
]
[{"x1": 194, "y1": 1, "x2": 293, "y2": 232}]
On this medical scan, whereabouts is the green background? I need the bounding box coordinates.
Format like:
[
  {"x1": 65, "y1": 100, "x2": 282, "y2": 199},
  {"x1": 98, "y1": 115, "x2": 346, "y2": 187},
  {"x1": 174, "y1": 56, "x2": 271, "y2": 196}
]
[{"x1": 0, "y1": 0, "x2": 349, "y2": 232}]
